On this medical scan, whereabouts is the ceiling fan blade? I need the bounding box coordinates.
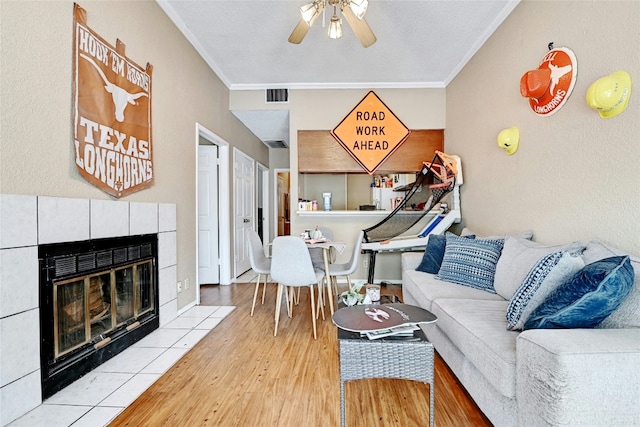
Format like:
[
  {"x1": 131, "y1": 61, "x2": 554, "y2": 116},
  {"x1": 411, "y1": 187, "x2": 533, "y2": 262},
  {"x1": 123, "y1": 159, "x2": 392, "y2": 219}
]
[
  {"x1": 341, "y1": 5, "x2": 376, "y2": 48},
  {"x1": 289, "y1": 2, "x2": 325, "y2": 45},
  {"x1": 288, "y1": 19, "x2": 311, "y2": 44}
]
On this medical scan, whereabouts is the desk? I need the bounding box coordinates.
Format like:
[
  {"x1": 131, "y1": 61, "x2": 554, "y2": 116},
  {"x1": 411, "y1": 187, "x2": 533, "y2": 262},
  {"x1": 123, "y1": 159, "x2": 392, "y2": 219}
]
[{"x1": 305, "y1": 239, "x2": 346, "y2": 315}]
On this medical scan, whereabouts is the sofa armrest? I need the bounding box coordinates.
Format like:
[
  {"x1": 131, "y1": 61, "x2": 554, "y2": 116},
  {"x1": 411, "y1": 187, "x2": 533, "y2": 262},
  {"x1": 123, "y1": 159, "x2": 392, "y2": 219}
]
[
  {"x1": 401, "y1": 252, "x2": 424, "y2": 272},
  {"x1": 517, "y1": 328, "x2": 640, "y2": 426}
]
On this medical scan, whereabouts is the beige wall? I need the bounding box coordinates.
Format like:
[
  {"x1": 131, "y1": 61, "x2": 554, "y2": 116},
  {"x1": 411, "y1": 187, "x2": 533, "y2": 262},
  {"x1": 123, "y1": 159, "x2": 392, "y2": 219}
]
[
  {"x1": 446, "y1": 0, "x2": 640, "y2": 256},
  {"x1": 289, "y1": 89, "x2": 447, "y2": 280},
  {"x1": 0, "y1": 1, "x2": 268, "y2": 308}
]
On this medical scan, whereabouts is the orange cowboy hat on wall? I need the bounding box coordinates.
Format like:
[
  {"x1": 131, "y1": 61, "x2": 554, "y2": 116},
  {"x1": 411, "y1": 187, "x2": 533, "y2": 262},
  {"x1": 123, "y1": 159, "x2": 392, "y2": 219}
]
[
  {"x1": 520, "y1": 46, "x2": 578, "y2": 117},
  {"x1": 521, "y1": 68, "x2": 551, "y2": 99}
]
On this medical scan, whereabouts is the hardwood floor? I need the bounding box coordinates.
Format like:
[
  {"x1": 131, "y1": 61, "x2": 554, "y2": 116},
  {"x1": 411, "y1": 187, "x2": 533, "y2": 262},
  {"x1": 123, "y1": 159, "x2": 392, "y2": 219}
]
[{"x1": 109, "y1": 281, "x2": 492, "y2": 426}]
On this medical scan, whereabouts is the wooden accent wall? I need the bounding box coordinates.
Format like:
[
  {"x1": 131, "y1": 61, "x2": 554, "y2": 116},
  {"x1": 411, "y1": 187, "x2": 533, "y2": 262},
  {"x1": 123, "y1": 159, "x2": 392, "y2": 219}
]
[{"x1": 298, "y1": 129, "x2": 444, "y2": 173}]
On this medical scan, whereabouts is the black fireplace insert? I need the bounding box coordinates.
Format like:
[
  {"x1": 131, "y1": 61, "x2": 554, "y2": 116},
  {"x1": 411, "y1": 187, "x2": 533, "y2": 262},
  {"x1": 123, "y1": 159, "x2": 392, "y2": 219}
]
[{"x1": 39, "y1": 234, "x2": 159, "y2": 399}]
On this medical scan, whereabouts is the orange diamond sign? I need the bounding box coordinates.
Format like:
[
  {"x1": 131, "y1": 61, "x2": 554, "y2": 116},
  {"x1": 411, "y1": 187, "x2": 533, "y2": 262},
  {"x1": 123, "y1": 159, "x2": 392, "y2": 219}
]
[{"x1": 331, "y1": 91, "x2": 410, "y2": 174}]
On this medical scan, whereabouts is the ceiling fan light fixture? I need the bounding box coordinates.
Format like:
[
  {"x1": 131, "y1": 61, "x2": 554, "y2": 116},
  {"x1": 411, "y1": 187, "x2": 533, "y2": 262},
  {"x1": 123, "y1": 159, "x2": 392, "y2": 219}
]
[
  {"x1": 348, "y1": 0, "x2": 368, "y2": 20},
  {"x1": 289, "y1": 0, "x2": 374, "y2": 47},
  {"x1": 300, "y1": 1, "x2": 323, "y2": 25},
  {"x1": 328, "y1": 15, "x2": 343, "y2": 39}
]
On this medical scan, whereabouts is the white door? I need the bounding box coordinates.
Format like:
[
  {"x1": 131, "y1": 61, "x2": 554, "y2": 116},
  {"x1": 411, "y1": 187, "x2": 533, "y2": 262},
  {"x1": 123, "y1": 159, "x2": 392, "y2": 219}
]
[
  {"x1": 234, "y1": 149, "x2": 254, "y2": 277},
  {"x1": 198, "y1": 145, "x2": 220, "y2": 284}
]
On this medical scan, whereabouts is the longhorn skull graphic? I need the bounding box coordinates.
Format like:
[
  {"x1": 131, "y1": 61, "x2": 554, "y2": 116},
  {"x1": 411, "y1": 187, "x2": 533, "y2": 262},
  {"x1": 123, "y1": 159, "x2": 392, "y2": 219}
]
[{"x1": 80, "y1": 53, "x2": 148, "y2": 122}]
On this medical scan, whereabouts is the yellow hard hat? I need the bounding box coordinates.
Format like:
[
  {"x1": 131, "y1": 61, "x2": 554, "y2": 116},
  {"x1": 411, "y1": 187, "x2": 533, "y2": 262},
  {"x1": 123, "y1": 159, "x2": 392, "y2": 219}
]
[
  {"x1": 586, "y1": 71, "x2": 632, "y2": 118},
  {"x1": 497, "y1": 126, "x2": 519, "y2": 155}
]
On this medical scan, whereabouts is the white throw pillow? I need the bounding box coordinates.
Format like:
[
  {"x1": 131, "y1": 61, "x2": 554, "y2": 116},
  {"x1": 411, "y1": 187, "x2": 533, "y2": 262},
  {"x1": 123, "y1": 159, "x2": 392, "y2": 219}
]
[
  {"x1": 493, "y1": 236, "x2": 585, "y2": 300},
  {"x1": 506, "y1": 251, "x2": 585, "y2": 330}
]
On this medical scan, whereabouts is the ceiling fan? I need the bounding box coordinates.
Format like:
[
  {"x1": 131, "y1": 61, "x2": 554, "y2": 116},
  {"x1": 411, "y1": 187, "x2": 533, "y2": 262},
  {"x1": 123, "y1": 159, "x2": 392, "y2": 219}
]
[{"x1": 288, "y1": 0, "x2": 376, "y2": 48}]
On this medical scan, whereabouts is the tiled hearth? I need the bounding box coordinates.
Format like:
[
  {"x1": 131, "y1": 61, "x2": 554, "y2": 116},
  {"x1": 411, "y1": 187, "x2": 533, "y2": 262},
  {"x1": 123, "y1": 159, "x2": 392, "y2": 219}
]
[
  {"x1": 0, "y1": 195, "x2": 181, "y2": 426},
  {"x1": 7, "y1": 305, "x2": 235, "y2": 427}
]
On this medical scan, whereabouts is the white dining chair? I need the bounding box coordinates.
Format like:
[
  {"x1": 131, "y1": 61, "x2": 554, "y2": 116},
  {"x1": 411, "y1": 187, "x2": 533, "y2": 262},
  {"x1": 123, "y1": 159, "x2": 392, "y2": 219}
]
[
  {"x1": 271, "y1": 236, "x2": 325, "y2": 339},
  {"x1": 328, "y1": 230, "x2": 365, "y2": 293},
  {"x1": 247, "y1": 229, "x2": 272, "y2": 317}
]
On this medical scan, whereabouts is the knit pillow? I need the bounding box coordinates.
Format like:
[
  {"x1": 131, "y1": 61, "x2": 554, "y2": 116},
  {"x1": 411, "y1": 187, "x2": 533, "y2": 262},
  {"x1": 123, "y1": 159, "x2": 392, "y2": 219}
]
[
  {"x1": 524, "y1": 256, "x2": 634, "y2": 330},
  {"x1": 506, "y1": 251, "x2": 585, "y2": 331},
  {"x1": 416, "y1": 233, "x2": 475, "y2": 274},
  {"x1": 436, "y1": 234, "x2": 504, "y2": 293}
]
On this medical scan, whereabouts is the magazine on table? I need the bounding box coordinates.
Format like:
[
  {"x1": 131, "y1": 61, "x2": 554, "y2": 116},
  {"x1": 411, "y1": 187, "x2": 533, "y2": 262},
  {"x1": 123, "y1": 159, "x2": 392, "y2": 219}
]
[{"x1": 363, "y1": 323, "x2": 420, "y2": 340}]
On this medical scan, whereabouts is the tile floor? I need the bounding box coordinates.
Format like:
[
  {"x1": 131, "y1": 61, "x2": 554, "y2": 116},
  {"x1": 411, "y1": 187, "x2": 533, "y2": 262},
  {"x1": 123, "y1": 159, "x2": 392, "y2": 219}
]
[{"x1": 8, "y1": 304, "x2": 236, "y2": 427}]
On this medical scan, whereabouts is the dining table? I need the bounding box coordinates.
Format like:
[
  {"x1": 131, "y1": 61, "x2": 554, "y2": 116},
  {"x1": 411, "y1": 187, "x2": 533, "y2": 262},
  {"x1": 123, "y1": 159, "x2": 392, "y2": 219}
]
[{"x1": 304, "y1": 238, "x2": 347, "y2": 316}]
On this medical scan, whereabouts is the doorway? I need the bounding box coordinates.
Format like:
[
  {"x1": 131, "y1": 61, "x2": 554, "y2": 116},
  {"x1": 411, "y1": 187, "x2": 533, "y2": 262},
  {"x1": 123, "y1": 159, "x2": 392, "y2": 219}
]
[
  {"x1": 196, "y1": 124, "x2": 231, "y2": 298},
  {"x1": 257, "y1": 163, "x2": 270, "y2": 245},
  {"x1": 233, "y1": 148, "x2": 255, "y2": 278},
  {"x1": 198, "y1": 144, "x2": 219, "y2": 285},
  {"x1": 275, "y1": 169, "x2": 290, "y2": 236}
]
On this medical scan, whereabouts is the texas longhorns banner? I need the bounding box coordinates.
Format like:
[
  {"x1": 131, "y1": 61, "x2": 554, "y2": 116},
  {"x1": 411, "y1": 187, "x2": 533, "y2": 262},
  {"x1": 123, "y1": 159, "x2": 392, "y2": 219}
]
[{"x1": 72, "y1": 4, "x2": 153, "y2": 198}]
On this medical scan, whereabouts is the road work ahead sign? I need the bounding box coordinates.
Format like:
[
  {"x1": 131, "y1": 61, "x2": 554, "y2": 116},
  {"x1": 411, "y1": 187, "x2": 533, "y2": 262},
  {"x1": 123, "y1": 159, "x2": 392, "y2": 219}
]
[{"x1": 331, "y1": 91, "x2": 410, "y2": 174}]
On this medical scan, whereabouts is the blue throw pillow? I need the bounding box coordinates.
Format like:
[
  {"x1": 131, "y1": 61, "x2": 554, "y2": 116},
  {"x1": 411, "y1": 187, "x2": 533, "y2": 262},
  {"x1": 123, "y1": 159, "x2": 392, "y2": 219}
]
[
  {"x1": 523, "y1": 256, "x2": 634, "y2": 330},
  {"x1": 416, "y1": 233, "x2": 475, "y2": 274},
  {"x1": 435, "y1": 234, "x2": 504, "y2": 293}
]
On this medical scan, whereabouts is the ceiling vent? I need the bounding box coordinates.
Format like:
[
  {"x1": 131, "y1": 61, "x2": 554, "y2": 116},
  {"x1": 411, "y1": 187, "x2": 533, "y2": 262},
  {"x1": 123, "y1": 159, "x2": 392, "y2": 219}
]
[
  {"x1": 266, "y1": 88, "x2": 288, "y2": 103},
  {"x1": 263, "y1": 140, "x2": 288, "y2": 149}
]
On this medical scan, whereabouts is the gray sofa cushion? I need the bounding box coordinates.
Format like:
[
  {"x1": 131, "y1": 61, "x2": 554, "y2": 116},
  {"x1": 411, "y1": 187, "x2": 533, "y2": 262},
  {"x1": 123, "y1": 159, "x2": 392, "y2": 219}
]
[
  {"x1": 431, "y1": 298, "x2": 519, "y2": 398},
  {"x1": 493, "y1": 236, "x2": 585, "y2": 300},
  {"x1": 402, "y1": 268, "x2": 504, "y2": 312}
]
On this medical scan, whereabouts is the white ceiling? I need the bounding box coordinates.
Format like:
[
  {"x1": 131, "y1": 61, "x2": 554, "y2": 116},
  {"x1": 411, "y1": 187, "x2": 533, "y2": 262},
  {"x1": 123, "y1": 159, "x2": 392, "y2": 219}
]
[{"x1": 158, "y1": 0, "x2": 520, "y2": 146}]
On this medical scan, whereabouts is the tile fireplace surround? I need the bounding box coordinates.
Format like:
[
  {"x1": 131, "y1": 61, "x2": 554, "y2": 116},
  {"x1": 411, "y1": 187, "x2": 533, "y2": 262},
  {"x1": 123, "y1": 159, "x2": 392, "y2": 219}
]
[{"x1": 0, "y1": 194, "x2": 180, "y2": 425}]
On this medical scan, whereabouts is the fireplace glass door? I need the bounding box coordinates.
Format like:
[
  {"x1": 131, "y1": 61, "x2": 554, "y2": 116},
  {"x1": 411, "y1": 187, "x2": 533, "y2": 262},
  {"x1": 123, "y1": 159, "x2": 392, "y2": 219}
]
[{"x1": 54, "y1": 260, "x2": 153, "y2": 359}]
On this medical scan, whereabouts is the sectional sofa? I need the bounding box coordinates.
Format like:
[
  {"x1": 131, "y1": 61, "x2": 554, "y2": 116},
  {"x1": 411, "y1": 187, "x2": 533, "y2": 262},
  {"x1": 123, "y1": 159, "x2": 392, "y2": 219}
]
[{"x1": 401, "y1": 232, "x2": 640, "y2": 426}]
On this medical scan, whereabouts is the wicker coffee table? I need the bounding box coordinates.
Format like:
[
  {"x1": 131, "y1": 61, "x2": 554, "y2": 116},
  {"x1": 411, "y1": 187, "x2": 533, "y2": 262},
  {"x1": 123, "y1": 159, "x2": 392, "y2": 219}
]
[{"x1": 336, "y1": 306, "x2": 435, "y2": 427}]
